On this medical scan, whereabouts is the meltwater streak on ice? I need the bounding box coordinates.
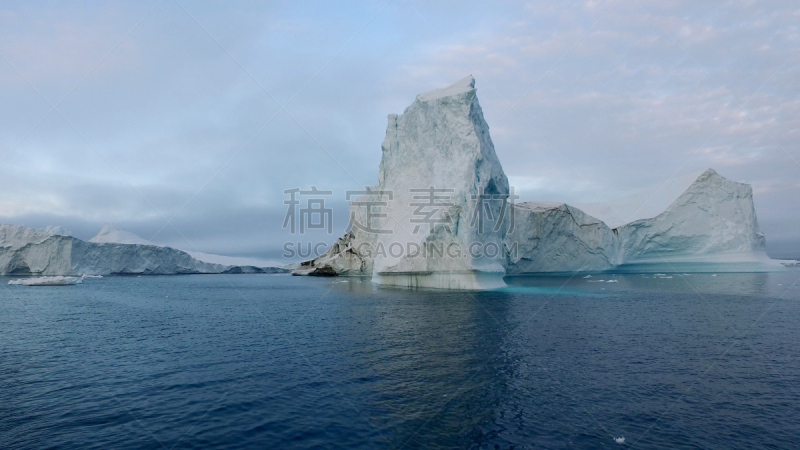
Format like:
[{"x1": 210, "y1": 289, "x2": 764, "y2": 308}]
[{"x1": 2, "y1": 273, "x2": 799, "y2": 448}]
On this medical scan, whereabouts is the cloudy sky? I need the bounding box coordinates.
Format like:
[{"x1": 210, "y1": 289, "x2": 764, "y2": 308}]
[{"x1": 1, "y1": 0, "x2": 799, "y2": 260}]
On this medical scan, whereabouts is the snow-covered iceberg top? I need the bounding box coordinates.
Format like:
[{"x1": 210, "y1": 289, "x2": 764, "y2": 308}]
[
  {"x1": 416, "y1": 75, "x2": 475, "y2": 101},
  {"x1": 89, "y1": 224, "x2": 154, "y2": 246}
]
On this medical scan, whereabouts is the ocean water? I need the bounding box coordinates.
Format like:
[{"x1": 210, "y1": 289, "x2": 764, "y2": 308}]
[{"x1": 2, "y1": 271, "x2": 799, "y2": 449}]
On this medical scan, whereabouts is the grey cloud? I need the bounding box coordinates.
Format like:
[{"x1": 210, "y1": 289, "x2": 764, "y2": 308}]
[{"x1": 1, "y1": 0, "x2": 798, "y2": 260}]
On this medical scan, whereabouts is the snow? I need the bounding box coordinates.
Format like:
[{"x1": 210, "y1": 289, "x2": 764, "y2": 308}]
[
  {"x1": 9, "y1": 276, "x2": 82, "y2": 286},
  {"x1": 416, "y1": 75, "x2": 475, "y2": 101},
  {"x1": 89, "y1": 224, "x2": 154, "y2": 246}
]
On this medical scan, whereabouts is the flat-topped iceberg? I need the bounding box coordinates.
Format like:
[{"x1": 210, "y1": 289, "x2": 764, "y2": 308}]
[
  {"x1": 505, "y1": 202, "x2": 617, "y2": 274},
  {"x1": 0, "y1": 224, "x2": 288, "y2": 276}
]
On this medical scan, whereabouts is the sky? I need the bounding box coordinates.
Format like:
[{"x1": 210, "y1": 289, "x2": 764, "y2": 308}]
[{"x1": 1, "y1": 0, "x2": 799, "y2": 261}]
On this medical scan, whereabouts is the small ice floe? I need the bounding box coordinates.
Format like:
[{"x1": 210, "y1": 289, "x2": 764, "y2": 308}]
[
  {"x1": 653, "y1": 273, "x2": 666, "y2": 277},
  {"x1": 8, "y1": 276, "x2": 83, "y2": 286},
  {"x1": 614, "y1": 436, "x2": 625, "y2": 444},
  {"x1": 606, "y1": 280, "x2": 618, "y2": 283},
  {"x1": 587, "y1": 279, "x2": 605, "y2": 283},
  {"x1": 658, "y1": 276, "x2": 673, "y2": 279},
  {"x1": 81, "y1": 274, "x2": 103, "y2": 279},
  {"x1": 711, "y1": 274, "x2": 717, "y2": 277},
  {"x1": 583, "y1": 275, "x2": 592, "y2": 278}
]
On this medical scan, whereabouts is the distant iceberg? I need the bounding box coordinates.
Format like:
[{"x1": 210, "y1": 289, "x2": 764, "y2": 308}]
[{"x1": 0, "y1": 224, "x2": 288, "y2": 276}]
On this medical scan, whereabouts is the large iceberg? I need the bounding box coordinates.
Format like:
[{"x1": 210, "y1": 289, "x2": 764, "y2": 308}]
[
  {"x1": 297, "y1": 76, "x2": 510, "y2": 289},
  {"x1": 505, "y1": 202, "x2": 617, "y2": 274},
  {"x1": 0, "y1": 224, "x2": 287, "y2": 276},
  {"x1": 505, "y1": 169, "x2": 781, "y2": 273},
  {"x1": 371, "y1": 76, "x2": 509, "y2": 289},
  {"x1": 294, "y1": 77, "x2": 782, "y2": 285},
  {"x1": 613, "y1": 169, "x2": 780, "y2": 272}
]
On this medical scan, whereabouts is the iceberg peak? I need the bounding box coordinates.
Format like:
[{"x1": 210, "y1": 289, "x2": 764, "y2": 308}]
[
  {"x1": 44, "y1": 225, "x2": 71, "y2": 237},
  {"x1": 689, "y1": 168, "x2": 724, "y2": 187},
  {"x1": 416, "y1": 75, "x2": 475, "y2": 102},
  {"x1": 89, "y1": 224, "x2": 154, "y2": 246}
]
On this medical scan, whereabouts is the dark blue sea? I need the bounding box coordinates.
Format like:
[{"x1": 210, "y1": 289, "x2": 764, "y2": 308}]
[{"x1": 2, "y1": 271, "x2": 799, "y2": 449}]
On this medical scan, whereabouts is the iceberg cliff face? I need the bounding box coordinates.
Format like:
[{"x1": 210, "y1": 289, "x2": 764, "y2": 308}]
[
  {"x1": 0, "y1": 225, "x2": 74, "y2": 275},
  {"x1": 505, "y1": 202, "x2": 617, "y2": 274},
  {"x1": 294, "y1": 77, "x2": 780, "y2": 283},
  {"x1": 614, "y1": 169, "x2": 779, "y2": 271},
  {"x1": 0, "y1": 224, "x2": 287, "y2": 276},
  {"x1": 505, "y1": 169, "x2": 780, "y2": 273},
  {"x1": 373, "y1": 76, "x2": 509, "y2": 289},
  {"x1": 295, "y1": 76, "x2": 510, "y2": 289}
]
